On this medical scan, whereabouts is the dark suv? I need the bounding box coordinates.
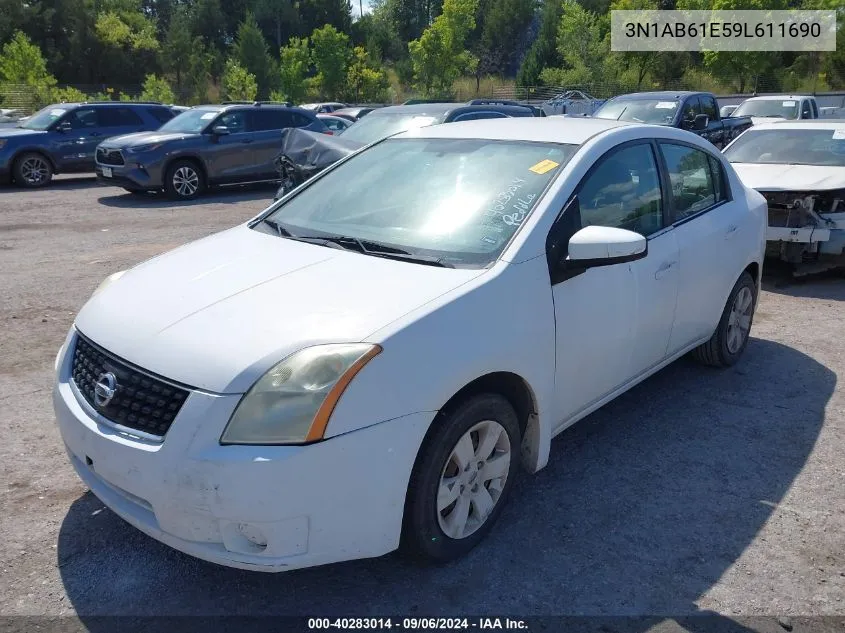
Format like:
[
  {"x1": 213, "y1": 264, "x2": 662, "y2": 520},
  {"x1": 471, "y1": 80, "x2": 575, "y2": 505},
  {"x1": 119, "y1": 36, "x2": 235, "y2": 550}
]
[
  {"x1": 95, "y1": 102, "x2": 328, "y2": 199},
  {"x1": 0, "y1": 102, "x2": 176, "y2": 188}
]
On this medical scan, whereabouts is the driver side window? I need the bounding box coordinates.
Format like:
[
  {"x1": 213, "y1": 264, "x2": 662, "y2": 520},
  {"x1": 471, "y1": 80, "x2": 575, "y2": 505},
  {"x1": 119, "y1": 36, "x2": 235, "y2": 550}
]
[
  {"x1": 577, "y1": 143, "x2": 664, "y2": 237},
  {"x1": 217, "y1": 111, "x2": 247, "y2": 133}
]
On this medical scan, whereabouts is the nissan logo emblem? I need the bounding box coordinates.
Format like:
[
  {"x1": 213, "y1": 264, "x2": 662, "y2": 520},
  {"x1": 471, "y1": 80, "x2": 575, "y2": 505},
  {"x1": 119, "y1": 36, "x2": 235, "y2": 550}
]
[{"x1": 94, "y1": 372, "x2": 118, "y2": 408}]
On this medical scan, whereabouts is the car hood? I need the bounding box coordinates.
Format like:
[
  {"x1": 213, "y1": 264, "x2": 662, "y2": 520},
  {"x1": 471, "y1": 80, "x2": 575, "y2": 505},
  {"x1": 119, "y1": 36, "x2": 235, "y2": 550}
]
[
  {"x1": 0, "y1": 127, "x2": 43, "y2": 139},
  {"x1": 731, "y1": 163, "x2": 845, "y2": 192},
  {"x1": 101, "y1": 131, "x2": 197, "y2": 148},
  {"x1": 749, "y1": 116, "x2": 789, "y2": 126},
  {"x1": 75, "y1": 225, "x2": 484, "y2": 393}
]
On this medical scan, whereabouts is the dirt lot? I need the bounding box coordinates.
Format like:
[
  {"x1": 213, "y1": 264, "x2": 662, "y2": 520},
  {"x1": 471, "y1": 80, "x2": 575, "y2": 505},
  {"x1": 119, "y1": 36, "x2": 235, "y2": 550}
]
[{"x1": 1, "y1": 176, "x2": 844, "y2": 627}]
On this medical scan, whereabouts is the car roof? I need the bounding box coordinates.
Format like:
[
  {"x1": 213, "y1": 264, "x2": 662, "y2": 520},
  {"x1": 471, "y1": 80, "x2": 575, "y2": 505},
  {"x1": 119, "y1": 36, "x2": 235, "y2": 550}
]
[
  {"x1": 49, "y1": 101, "x2": 165, "y2": 108},
  {"x1": 746, "y1": 120, "x2": 845, "y2": 131},
  {"x1": 607, "y1": 91, "x2": 705, "y2": 101},
  {"x1": 371, "y1": 103, "x2": 534, "y2": 117},
  {"x1": 741, "y1": 95, "x2": 812, "y2": 101},
  {"x1": 394, "y1": 116, "x2": 632, "y2": 144}
]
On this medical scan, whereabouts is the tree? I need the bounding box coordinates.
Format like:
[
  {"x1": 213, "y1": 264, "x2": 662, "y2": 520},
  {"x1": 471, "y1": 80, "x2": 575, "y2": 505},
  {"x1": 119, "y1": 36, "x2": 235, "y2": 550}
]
[
  {"x1": 0, "y1": 31, "x2": 57, "y2": 110},
  {"x1": 408, "y1": 0, "x2": 479, "y2": 97},
  {"x1": 346, "y1": 46, "x2": 390, "y2": 101},
  {"x1": 476, "y1": 0, "x2": 535, "y2": 76},
  {"x1": 234, "y1": 11, "x2": 275, "y2": 98},
  {"x1": 310, "y1": 24, "x2": 352, "y2": 99},
  {"x1": 279, "y1": 36, "x2": 310, "y2": 104},
  {"x1": 254, "y1": 0, "x2": 300, "y2": 49},
  {"x1": 94, "y1": 0, "x2": 161, "y2": 85},
  {"x1": 187, "y1": 39, "x2": 214, "y2": 104},
  {"x1": 161, "y1": 8, "x2": 193, "y2": 94},
  {"x1": 221, "y1": 58, "x2": 258, "y2": 101},
  {"x1": 140, "y1": 73, "x2": 175, "y2": 102},
  {"x1": 517, "y1": 0, "x2": 563, "y2": 86}
]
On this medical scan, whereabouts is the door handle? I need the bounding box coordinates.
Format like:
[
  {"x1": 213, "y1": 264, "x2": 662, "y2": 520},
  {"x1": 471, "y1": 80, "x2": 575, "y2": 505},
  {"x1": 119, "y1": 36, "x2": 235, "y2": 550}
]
[
  {"x1": 654, "y1": 260, "x2": 678, "y2": 280},
  {"x1": 725, "y1": 225, "x2": 738, "y2": 239}
]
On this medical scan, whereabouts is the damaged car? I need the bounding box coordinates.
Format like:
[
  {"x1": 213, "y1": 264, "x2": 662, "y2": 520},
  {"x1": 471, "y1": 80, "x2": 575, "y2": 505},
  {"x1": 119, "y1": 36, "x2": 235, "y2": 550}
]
[
  {"x1": 272, "y1": 102, "x2": 537, "y2": 200},
  {"x1": 724, "y1": 121, "x2": 845, "y2": 275}
]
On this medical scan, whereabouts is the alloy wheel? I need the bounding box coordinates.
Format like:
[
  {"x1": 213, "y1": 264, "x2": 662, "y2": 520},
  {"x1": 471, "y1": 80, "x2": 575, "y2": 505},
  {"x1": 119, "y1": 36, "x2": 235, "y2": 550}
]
[
  {"x1": 172, "y1": 166, "x2": 199, "y2": 197},
  {"x1": 20, "y1": 157, "x2": 49, "y2": 185},
  {"x1": 726, "y1": 286, "x2": 753, "y2": 354},
  {"x1": 436, "y1": 419, "x2": 511, "y2": 540}
]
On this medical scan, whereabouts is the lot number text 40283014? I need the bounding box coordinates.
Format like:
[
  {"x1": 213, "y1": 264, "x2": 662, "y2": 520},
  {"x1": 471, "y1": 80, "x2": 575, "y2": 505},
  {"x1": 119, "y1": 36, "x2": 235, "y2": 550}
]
[{"x1": 307, "y1": 618, "x2": 530, "y2": 630}]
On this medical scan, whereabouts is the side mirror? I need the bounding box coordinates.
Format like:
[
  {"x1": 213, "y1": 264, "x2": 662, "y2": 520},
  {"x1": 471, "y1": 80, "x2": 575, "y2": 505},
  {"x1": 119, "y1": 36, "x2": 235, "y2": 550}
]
[
  {"x1": 567, "y1": 225, "x2": 647, "y2": 268},
  {"x1": 211, "y1": 125, "x2": 230, "y2": 136},
  {"x1": 56, "y1": 121, "x2": 72, "y2": 133},
  {"x1": 693, "y1": 113, "x2": 709, "y2": 130}
]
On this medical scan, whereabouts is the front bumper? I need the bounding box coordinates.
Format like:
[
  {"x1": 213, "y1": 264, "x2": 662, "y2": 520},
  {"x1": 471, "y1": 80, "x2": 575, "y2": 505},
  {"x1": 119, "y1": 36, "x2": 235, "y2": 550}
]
[
  {"x1": 53, "y1": 329, "x2": 432, "y2": 572},
  {"x1": 95, "y1": 158, "x2": 164, "y2": 190}
]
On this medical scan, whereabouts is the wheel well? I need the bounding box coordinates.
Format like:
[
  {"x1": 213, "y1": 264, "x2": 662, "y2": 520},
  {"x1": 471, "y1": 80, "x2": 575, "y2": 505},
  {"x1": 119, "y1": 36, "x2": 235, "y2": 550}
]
[
  {"x1": 12, "y1": 150, "x2": 57, "y2": 174},
  {"x1": 165, "y1": 156, "x2": 206, "y2": 182},
  {"x1": 744, "y1": 262, "x2": 760, "y2": 287},
  {"x1": 437, "y1": 372, "x2": 537, "y2": 438}
]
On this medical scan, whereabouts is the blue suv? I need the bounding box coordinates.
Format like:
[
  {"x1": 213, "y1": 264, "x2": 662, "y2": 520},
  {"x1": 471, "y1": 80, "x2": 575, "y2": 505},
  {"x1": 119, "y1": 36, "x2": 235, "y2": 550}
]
[
  {"x1": 95, "y1": 102, "x2": 329, "y2": 199},
  {"x1": 0, "y1": 102, "x2": 176, "y2": 188}
]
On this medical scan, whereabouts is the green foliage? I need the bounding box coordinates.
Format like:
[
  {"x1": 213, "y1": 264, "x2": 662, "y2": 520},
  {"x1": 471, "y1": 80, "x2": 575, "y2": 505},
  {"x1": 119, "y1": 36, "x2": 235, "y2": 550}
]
[
  {"x1": 476, "y1": 0, "x2": 536, "y2": 75},
  {"x1": 162, "y1": 8, "x2": 193, "y2": 95},
  {"x1": 187, "y1": 40, "x2": 214, "y2": 104},
  {"x1": 517, "y1": 0, "x2": 563, "y2": 86},
  {"x1": 140, "y1": 74, "x2": 176, "y2": 103},
  {"x1": 95, "y1": 4, "x2": 159, "y2": 52},
  {"x1": 408, "y1": 0, "x2": 479, "y2": 97},
  {"x1": 279, "y1": 36, "x2": 310, "y2": 103},
  {"x1": 52, "y1": 86, "x2": 90, "y2": 103},
  {"x1": 346, "y1": 46, "x2": 391, "y2": 101},
  {"x1": 235, "y1": 11, "x2": 275, "y2": 98},
  {"x1": 0, "y1": 30, "x2": 57, "y2": 87},
  {"x1": 310, "y1": 25, "x2": 352, "y2": 99},
  {"x1": 222, "y1": 58, "x2": 258, "y2": 101}
]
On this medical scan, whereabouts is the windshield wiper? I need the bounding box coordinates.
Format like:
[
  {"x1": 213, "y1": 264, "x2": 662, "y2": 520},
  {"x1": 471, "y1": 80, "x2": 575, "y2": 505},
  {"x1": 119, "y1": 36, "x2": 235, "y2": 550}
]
[{"x1": 261, "y1": 219, "x2": 454, "y2": 267}]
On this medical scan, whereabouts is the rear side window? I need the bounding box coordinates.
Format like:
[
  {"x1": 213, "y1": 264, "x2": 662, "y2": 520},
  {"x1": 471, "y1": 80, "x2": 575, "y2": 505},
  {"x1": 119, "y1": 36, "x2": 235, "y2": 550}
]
[
  {"x1": 290, "y1": 112, "x2": 315, "y2": 127},
  {"x1": 660, "y1": 143, "x2": 721, "y2": 220},
  {"x1": 811, "y1": 100, "x2": 819, "y2": 118},
  {"x1": 250, "y1": 109, "x2": 295, "y2": 131},
  {"x1": 98, "y1": 107, "x2": 144, "y2": 126},
  {"x1": 801, "y1": 100, "x2": 812, "y2": 119},
  {"x1": 577, "y1": 143, "x2": 664, "y2": 237},
  {"x1": 146, "y1": 107, "x2": 176, "y2": 124}
]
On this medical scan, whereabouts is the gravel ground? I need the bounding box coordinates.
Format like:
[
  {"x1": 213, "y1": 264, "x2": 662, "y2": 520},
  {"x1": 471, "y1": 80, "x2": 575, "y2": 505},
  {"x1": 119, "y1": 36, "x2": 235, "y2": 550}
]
[{"x1": 0, "y1": 176, "x2": 843, "y2": 628}]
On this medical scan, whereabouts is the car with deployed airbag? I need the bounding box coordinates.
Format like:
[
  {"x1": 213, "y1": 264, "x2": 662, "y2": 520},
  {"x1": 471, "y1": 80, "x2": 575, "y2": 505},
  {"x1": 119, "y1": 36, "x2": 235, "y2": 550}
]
[{"x1": 53, "y1": 117, "x2": 765, "y2": 573}]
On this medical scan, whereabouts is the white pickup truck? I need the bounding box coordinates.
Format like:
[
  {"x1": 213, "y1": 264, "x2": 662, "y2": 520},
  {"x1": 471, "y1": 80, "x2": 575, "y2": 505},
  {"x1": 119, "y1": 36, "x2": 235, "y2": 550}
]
[{"x1": 730, "y1": 95, "x2": 820, "y2": 125}]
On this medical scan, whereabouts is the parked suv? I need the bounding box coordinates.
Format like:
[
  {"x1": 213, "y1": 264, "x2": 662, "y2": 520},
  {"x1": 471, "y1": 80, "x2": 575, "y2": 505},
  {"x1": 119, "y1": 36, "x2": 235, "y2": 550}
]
[
  {"x1": 95, "y1": 103, "x2": 328, "y2": 199},
  {"x1": 0, "y1": 102, "x2": 176, "y2": 188}
]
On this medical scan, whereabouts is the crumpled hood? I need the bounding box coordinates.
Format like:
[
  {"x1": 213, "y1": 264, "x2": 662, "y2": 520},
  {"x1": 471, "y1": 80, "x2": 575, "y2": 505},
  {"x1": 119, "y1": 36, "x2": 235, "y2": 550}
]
[
  {"x1": 100, "y1": 131, "x2": 196, "y2": 148},
  {"x1": 0, "y1": 127, "x2": 43, "y2": 139},
  {"x1": 732, "y1": 163, "x2": 845, "y2": 192},
  {"x1": 75, "y1": 225, "x2": 483, "y2": 393}
]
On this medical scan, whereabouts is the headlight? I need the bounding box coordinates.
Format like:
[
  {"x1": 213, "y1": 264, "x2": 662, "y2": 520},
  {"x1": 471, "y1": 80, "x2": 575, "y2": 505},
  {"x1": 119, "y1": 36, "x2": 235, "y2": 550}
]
[
  {"x1": 126, "y1": 143, "x2": 161, "y2": 154},
  {"x1": 92, "y1": 270, "x2": 126, "y2": 297},
  {"x1": 221, "y1": 343, "x2": 382, "y2": 445}
]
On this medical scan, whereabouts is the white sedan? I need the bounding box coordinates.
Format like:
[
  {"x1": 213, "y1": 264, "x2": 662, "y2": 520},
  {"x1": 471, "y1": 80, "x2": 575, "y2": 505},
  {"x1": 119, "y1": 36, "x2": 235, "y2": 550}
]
[
  {"x1": 53, "y1": 117, "x2": 766, "y2": 572},
  {"x1": 723, "y1": 121, "x2": 845, "y2": 275}
]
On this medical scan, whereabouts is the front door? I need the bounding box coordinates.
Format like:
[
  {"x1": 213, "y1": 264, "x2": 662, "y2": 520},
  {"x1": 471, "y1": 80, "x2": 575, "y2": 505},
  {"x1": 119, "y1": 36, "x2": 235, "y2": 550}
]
[
  {"x1": 205, "y1": 110, "x2": 254, "y2": 183},
  {"x1": 549, "y1": 141, "x2": 680, "y2": 427},
  {"x1": 51, "y1": 107, "x2": 101, "y2": 171}
]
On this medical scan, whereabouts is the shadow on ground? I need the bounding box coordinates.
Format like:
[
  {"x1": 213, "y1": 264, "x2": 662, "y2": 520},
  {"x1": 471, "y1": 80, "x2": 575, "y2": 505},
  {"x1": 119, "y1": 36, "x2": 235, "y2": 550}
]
[
  {"x1": 97, "y1": 182, "x2": 278, "y2": 210},
  {"x1": 762, "y1": 269, "x2": 845, "y2": 302},
  {"x1": 57, "y1": 338, "x2": 834, "y2": 624},
  {"x1": 0, "y1": 175, "x2": 99, "y2": 194}
]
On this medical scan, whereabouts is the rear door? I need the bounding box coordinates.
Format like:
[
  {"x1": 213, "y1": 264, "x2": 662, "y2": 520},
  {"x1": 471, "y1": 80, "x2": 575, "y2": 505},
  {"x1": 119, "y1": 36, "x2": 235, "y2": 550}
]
[
  {"x1": 247, "y1": 109, "x2": 299, "y2": 180},
  {"x1": 658, "y1": 141, "x2": 748, "y2": 355},
  {"x1": 97, "y1": 106, "x2": 147, "y2": 141}
]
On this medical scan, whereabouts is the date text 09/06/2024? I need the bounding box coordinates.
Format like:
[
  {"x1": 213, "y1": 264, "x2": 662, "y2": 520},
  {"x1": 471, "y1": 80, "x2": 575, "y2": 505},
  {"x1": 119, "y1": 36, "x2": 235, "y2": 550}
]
[
  {"x1": 624, "y1": 21, "x2": 821, "y2": 39},
  {"x1": 307, "y1": 618, "x2": 529, "y2": 630}
]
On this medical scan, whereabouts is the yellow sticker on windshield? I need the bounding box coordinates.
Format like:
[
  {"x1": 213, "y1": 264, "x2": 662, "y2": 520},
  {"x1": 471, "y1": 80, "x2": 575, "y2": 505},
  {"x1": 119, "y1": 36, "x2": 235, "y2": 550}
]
[{"x1": 529, "y1": 159, "x2": 560, "y2": 175}]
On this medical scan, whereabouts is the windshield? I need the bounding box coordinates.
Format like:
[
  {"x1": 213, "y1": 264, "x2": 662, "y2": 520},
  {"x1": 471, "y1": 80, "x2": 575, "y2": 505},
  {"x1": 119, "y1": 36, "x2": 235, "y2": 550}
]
[
  {"x1": 260, "y1": 138, "x2": 579, "y2": 267},
  {"x1": 593, "y1": 99, "x2": 679, "y2": 124},
  {"x1": 20, "y1": 105, "x2": 69, "y2": 130},
  {"x1": 158, "y1": 108, "x2": 221, "y2": 133},
  {"x1": 732, "y1": 99, "x2": 799, "y2": 119},
  {"x1": 339, "y1": 113, "x2": 441, "y2": 145},
  {"x1": 724, "y1": 128, "x2": 845, "y2": 167}
]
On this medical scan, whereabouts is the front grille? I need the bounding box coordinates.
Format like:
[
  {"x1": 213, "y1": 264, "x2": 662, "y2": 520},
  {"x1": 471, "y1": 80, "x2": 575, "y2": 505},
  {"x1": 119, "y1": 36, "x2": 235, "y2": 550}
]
[
  {"x1": 96, "y1": 147, "x2": 125, "y2": 166},
  {"x1": 71, "y1": 334, "x2": 191, "y2": 439}
]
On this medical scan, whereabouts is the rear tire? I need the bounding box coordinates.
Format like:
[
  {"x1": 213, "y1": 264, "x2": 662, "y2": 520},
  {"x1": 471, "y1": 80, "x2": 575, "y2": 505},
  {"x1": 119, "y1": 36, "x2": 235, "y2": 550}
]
[
  {"x1": 164, "y1": 159, "x2": 205, "y2": 200},
  {"x1": 402, "y1": 394, "x2": 520, "y2": 562},
  {"x1": 692, "y1": 271, "x2": 757, "y2": 367},
  {"x1": 13, "y1": 152, "x2": 53, "y2": 188}
]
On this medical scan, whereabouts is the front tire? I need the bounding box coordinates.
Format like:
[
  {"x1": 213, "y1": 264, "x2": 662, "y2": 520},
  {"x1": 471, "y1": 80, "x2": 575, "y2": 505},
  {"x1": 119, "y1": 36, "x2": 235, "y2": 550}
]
[
  {"x1": 403, "y1": 394, "x2": 520, "y2": 562},
  {"x1": 692, "y1": 271, "x2": 757, "y2": 367},
  {"x1": 14, "y1": 152, "x2": 53, "y2": 188},
  {"x1": 164, "y1": 160, "x2": 205, "y2": 200}
]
